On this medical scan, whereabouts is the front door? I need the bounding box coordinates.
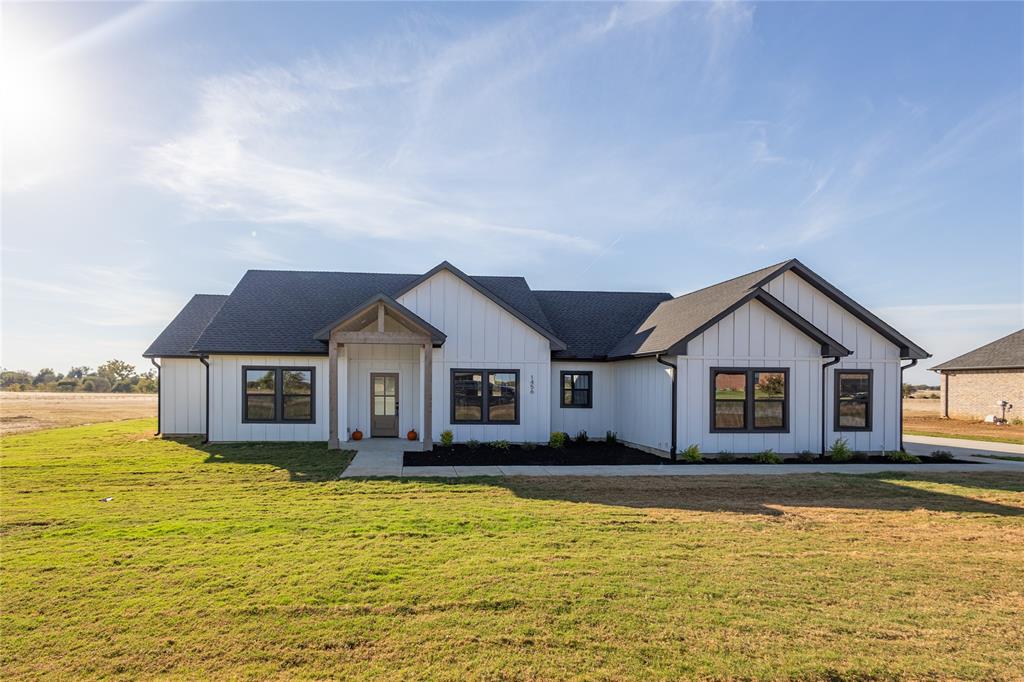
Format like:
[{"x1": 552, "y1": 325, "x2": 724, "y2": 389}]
[{"x1": 370, "y1": 373, "x2": 399, "y2": 437}]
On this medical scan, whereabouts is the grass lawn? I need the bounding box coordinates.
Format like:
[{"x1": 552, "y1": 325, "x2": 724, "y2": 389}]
[
  {"x1": 903, "y1": 427, "x2": 1024, "y2": 446},
  {"x1": 3, "y1": 419, "x2": 1024, "y2": 679}
]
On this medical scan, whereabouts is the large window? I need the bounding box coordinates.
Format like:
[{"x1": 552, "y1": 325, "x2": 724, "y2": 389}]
[
  {"x1": 451, "y1": 369, "x2": 519, "y2": 424},
  {"x1": 243, "y1": 366, "x2": 315, "y2": 423},
  {"x1": 560, "y1": 371, "x2": 592, "y2": 408},
  {"x1": 711, "y1": 368, "x2": 788, "y2": 432},
  {"x1": 835, "y1": 369, "x2": 872, "y2": 431}
]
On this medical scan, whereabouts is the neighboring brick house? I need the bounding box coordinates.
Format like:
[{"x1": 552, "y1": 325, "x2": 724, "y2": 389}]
[{"x1": 931, "y1": 329, "x2": 1024, "y2": 420}]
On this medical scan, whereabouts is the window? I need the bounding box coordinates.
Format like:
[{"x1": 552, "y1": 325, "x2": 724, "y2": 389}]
[
  {"x1": 711, "y1": 368, "x2": 788, "y2": 432},
  {"x1": 451, "y1": 369, "x2": 519, "y2": 424},
  {"x1": 560, "y1": 371, "x2": 592, "y2": 408},
  {"x1": 835, "y1": 369, "x2": 872, "y2": 431},
  {"x1": 243, "y1": 366, "x2": 315, "y2": 423}
]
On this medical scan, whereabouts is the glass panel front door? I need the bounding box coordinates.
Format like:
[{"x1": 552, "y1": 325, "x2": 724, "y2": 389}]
[{"x1": 370, "y1": 373, "x2": 399, "y2": 437}]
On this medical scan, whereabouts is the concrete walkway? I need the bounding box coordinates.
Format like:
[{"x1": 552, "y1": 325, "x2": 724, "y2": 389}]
[{"x1": 341, "y1": 435, "x2": 1024, "y2": 478}]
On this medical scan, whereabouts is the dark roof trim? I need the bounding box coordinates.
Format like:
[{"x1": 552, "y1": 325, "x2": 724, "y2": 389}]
[
  {"x1": 312, "y1": 293, "x2": 447, "y2": 344},
  {"x1": 659, "y1": 289, "x2": 851, "y2": 358},
  {"x1": 756, "y1": 259, "x2": 930, "y2": 360},
  {"x1": 391, "y1": 261, "x2": 568, "y2": 351},
  {"x1": 932, "y1": 365, "x2": 1024, "y2": 372}
]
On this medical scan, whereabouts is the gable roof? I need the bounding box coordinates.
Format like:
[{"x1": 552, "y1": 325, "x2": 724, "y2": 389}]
[
  {"x1": 931, "y1": 329, "x2": 1024, "y2": 371},
  {"x1": 312, "y1": 293, "x2": 447, "y2": 344},
  {"x1": 143, "y1": 294, "x2": 228, "y2": 358},
  {"x1": 534, "y1": 290, "x2": 673, "y2": 359}
]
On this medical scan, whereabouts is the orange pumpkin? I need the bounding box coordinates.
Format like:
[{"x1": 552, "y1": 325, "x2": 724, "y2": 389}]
[
  {"x1": 407, "y1": 429, "x2": 418, "y2": 441},
  {"x1": 351, "y1": 429, "x2": 363, "y2": 441}
]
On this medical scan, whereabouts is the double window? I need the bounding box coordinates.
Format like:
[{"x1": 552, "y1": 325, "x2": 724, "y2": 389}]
[
  {"x1": 711, "y1": 368, "x2": 788, "y2": 432},
  {"x1": 451, "y1": 369, "x2": 519, "y2": 424},
  {"x1": 560, "y1": 371, "x2": 592, "y2": 408},
  {"x1": 835, "y1": 369, "x2": 872, "y2": 431},
  {"x1": 243, "y1": 366, "x2": 315, "y2": 423}
]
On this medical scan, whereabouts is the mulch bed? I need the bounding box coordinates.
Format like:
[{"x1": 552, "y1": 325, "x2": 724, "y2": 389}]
[{"x1": 403, "y1": 442, "x2": 971, "y2": 467}]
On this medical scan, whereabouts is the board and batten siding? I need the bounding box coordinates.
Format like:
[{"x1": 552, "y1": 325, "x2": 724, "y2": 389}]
[
  {"x1": 159, "y1": 357, "x2": 206, "y2": 435},
  {"x1": 550, "y1": 361, "x2": 617, "y2": 438},
  {"x1": 345, "y1": 343, "x2": 421, "y2": 439},
  {"x1": 615, "y1": 357, "x2": 673, "y2": 453},
  {"x1": 678, "y1": 298, "x2": 822, "y2": 454},
  {"x1": 207, "y1": 355, "x2": 329, "y2": 442},
  {"x1": 763, "y1": 271, "x2": 901, "y2": 451},
  {"x1": 397, "y1": 270, "x2": 552, "y2": 442}
]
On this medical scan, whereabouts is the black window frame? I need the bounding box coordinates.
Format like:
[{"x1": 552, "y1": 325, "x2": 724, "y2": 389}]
[
  {"x1": 560, "y1": 370, "x2": 593, "y2": 409},
  {"x1": 834, "y1": 368, "x2": 873, "y2": 432},
  {"x1": 450, "y1": 368, "x2": 520, "y2": 425},
  {"x1": 709, "y1": 367, "x2": 790, "y2": 433},
  {"x1": 242, "y1": 366, "x2": 316, "y2": 424}
]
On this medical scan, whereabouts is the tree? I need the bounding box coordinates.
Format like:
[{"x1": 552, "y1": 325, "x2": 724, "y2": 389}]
[
  {"x1": 97, "y1": 359, "x2": 136, "y2": 387},
  {"x1": 901, "y1": 383, "x2": 914, "y2": 399},
  {"x1": 33, "y1": 368, "x2": 58, "y2": 385},
  {"x1": 66, "y1": 366, "x2": 92, "y2": 380},
  {"x1": 83, "y1": 376, "x2": 111, "y2": 393},
  {"x1": 1, "y1": 370, "x2": 33, "y2": 387}
]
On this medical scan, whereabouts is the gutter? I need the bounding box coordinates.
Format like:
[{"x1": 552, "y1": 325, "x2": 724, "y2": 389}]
[
  {"x1": 198, "y1": 355, "x2": 210, "y2": 444},
  {"x1": 656, "y1": 354, "x2": 678, "y2": 461},
  {"x1": 899, "y1": 359, "x2": 918, "y2": 451},
  {"x1": 150, "y1": 358, "x2": 161, "y2": 436},
  {"x1": 821, "y1": 356, "x2": 842, "y2": 457}
]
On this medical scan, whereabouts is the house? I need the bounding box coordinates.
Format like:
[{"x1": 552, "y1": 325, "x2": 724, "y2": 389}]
[
  {"x1": 144, "y1": 259, "x2": 928, "y2": 456},
  {"x1": 930, "y1": 329, "x2": 1024, "y2": 420}
]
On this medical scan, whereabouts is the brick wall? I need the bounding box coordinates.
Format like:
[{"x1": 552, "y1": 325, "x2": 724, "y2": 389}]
[{"x1": 940, "y1": 369, "x2": 1024, "y2": 420}]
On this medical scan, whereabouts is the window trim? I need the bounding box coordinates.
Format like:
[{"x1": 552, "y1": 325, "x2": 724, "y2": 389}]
[
  {"x1": 834, "y1": 368, "x2": 873, "y2": 432},
  {"x1": 450, "y1": 368, "x2": 521, "y2": 425},
  {"x1": 242, "y1": 365, "x2": 316, "y2": 424},
  {"x1": 559, "y1": 370, "x2": 593, "y2": 409},
  {"x1": 709, "y1": 367, "x2": 790, "y2": 433}
]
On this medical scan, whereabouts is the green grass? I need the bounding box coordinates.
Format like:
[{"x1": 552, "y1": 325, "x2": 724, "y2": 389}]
[
  {"x1": 3, "y1": 420, "x2": 1024, "y2": 679},
  {"x1": 973, "y1": 453, "x2": 1024, "y2": 463},
  {"x1": 904, "y1": 428, "x2": 1024, "y2": 445}
]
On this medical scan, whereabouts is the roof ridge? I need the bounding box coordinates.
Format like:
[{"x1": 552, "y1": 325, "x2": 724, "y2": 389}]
[{"x1": 535, "y1": 289, "x2": 672, "y2": 296}]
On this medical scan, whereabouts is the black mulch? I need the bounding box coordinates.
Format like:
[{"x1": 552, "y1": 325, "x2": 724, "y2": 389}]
[{"x1": 403, "y1": 442, "x2": 971, "y2": 467}]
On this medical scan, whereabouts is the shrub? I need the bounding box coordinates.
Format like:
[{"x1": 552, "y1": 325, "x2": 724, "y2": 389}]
[
  {"x1": 549, "y1": 431, "x2": 568, "y2": 449},
  {"x1": 679, "y1": 444, "x2": 702, "y2": 463},
  {"x1": 754, "y1": 449, "x2": 782, "y2": 464},
  {"x1": 440, "y1": 430, "x2": 454, "y2": 447},
  {"x1": 574, "y1": 430, "x2": 589, "y2": 444},
  {"x1": 466, "y1": 439, "x2": 480, "y2": 451},
  {"x1": 828, "y1": 438, "x2": 853, "y2": 462},
  {"x1": 488, "y1": 440, "x2": 511, "y2": 452},
  {"x1": 1011, "y1": 417, "x2": 1024, "y2": 426},
  {"x1": 931, "y1": 450, "x2": 954, "y2": 461},
  {"x1": 797, "y1": 450, "x2": 816, "y2": 463},
  {"x1": 605, "y1": 430, "x2": 618, "y2": 444},
  {"x1": 885, "y1": 450, "x2": 921, "y2": 463},
  {"x1": 716, "y1": 451, "x2": 735, "y2": 463},
  {"x1": 521, "y1": 442, "x2": 537, "y2": 452}
]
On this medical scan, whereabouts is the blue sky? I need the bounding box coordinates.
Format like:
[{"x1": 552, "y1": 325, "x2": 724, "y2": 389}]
[{"x1": 2, "y1": 1, "x2": 1021, "y2": 384}]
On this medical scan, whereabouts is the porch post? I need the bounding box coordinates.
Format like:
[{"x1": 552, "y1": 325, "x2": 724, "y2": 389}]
[
  {"x1": 338, "y1": 344, "x2": 348, "y2": 441},
  {"x1": 328, "y1": 338, "x2": 339, "y2": 449},
  {"x1": 422, "y1": 343, "x2": 432, "y2": 450}
]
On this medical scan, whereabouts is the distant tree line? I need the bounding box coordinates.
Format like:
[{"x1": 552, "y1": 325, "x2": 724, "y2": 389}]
[
  {"x1": 0, "y1": 360, "x2": 157, "y2": 393},
  {"x1": 902, "y1": 382, "x2": 940, "y2": 398}
]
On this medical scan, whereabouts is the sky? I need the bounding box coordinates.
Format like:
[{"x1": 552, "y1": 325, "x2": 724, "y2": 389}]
[{"x1": 1, "y1": 1, "x2": 1021, "y2": 385}]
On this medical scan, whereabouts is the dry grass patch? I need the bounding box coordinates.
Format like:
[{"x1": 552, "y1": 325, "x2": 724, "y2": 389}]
[
  {"x1": 0, "y1": 392, "x2": 155, "y2": 436},
  {"x1": 3, "y1": 419, "x2": 1024, "y2": 679}
]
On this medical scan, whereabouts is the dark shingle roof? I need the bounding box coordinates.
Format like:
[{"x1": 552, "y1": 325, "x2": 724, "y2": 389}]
[
  {"x1": 189, "y1": 269, "x2": 560, "y2": 355},
  {"x1": 143, "y1": 294, "x2": 228, "y2": 357},
  {"x1": 606, "y1": 261, "x2": 790, "y2": 358},
  {"x1": 931, "y1": 329, "x2": 1024, "y2": 371},
  {"x1": 535, "y1": 290, "x2": 673, "y2": 359}
]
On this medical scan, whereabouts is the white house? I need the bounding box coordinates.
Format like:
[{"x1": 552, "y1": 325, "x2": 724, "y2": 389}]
[{"x1": 144, "y1": 259, "x2": 929, "y2": 456}]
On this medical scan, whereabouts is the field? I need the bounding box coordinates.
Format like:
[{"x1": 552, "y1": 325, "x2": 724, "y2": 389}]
[
  {"x1": 903, "y1": 398, "x2": 1024, "y2": 445},
  {"x1": 3, "y1": 419, "x2": 1023, "y2": 679},
  {"x1": 0, "y1": 392, "x2": 156, "y2": 437}
]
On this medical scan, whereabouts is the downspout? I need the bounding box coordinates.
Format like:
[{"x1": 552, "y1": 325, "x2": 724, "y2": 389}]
[
  {"x1": 198, "y1": 355, "x2": 210, "y2": 444},
  {"x1": 899, "y1": 359, "x2": 918, "y2": 452},
  {"x1": 821, "y1": 355, "x2": 842, "y2": 457},
  {"x1": 150, "y1": 358, "x2": 161, "y2": 436},
  {"x1": 656, "y1": 354, "x2": 678, "y2": 461}
]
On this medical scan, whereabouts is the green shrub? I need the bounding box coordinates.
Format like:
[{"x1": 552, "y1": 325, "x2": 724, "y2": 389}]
[
  {"x1": 679, "y1": 444, "x2": 702, "y2": 463},
  {"x1": 549, "y1": 432, "x2": 568, "y2": 449},
  {"x1": 754, "y1": 449, "x2": 782, "y2": 464},
  {"x1": 466, "y1": 439, "x2": 480, "y2": 451},
  {"x1": 716, "y1": 451, "x2": 735, "y2": 463},
  {"x1": 574, "y1": 430, "x2": 589, "y2": 444},
  {"x1": 488, "y1": 440, "x2": 511, "y2": 452},
  {"x1": 605, "y1": 430, "x2": 618, "y2": 444},
  {"x1": 828, "y1": 438, "x2": 853, "y2": 462},
  {"x1": 797, "y1": 450, "x2": 816, "y2": 463},
  {"x1": 885, "y1": 450, "x2": 921, "y2": 463},
  {"x1": 521, "y1": 442, "x2": 537, "y2": 452},
  {"x1": 440, "y1": 430, "x2": 454, "y2": 447},
  {"x1": 931, "y1": 450, "x2": 954, "y2": 461},
  {"x1": 1011, "y1": 417, "x2": 1023, "y2": 426}
]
